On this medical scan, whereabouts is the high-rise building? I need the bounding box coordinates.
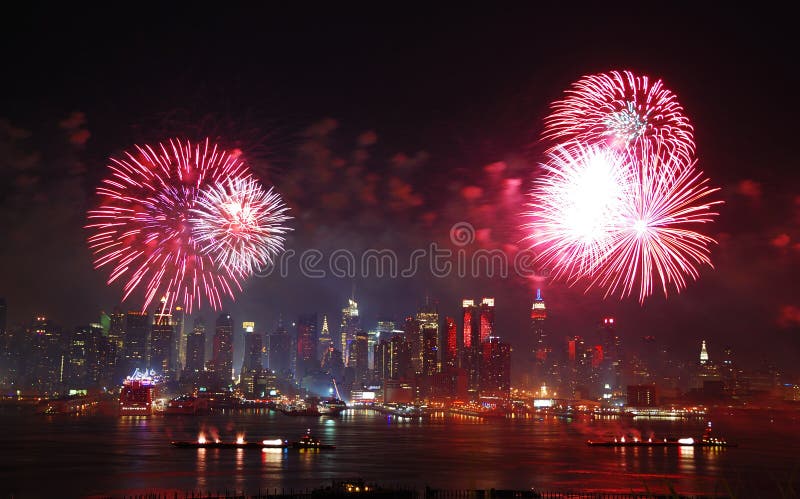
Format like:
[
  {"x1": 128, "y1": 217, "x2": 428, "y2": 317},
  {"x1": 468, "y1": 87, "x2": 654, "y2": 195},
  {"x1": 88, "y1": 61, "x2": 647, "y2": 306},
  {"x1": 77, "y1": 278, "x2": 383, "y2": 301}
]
[
  {"x1": 388, "y1": 333, "x2": 412, "y2": 380},
  {"x1": 599, "y1": 317, "x2": 622, "y2": 390},
  {"x1": 67, "y1": 323, "x2": 107, "y2": 387},
  {"x1": 340, "y1": 297, "x2": 360, "y2": 364},
  {"x1": 416, "y1": 299, "x2": 439, "y2": 372},
  {"x1": 241, "y1": 321, "x2": 262, "y2": 395},
  {"x1": 31, "y1": 316, "x2": 63, "y2": 392},
  {"x1": 150, "y1": 303, "x2": 174, "y2": 377},
  {"x1": 213, "y1": 313, "x2": 234, "y2": 384},
  {"x1": 107, "y1": 308, "x2": 125, "y2": 380},
  {"x1": 403, "y1": 316, "x2": 421, "y2": 373},
  {"x1": 268, "y1": 320, "x2": 291, "y2": 377},
  {"x1": 172, "y1": 306, "x2": 185, "y2": 376},
  {"x1": 350, "y1": 329, "x2": 369, "y2": 387},
  {"x1": 241, "y1": 322, "x2": 260, "y2": 371},
  {"x1": 318, "y1": 315, "x2": 332, "y2": 360},
  {"x1": 296, "y1": 314, "x2": 318, "y2": 376},
  {"x1": 479, "y1": 336, "x2": 511, "y2": 399},
  {"x1": 184, "y1": 318, "x2": 206, "y2": 377},
  {"x1": 531, "y1": 289, "x2": 548, "y2": 384},
  {"x1": 124, "y1": 311, "x2": 149, "y2": 371},
  {"x1": 443, "y1": 316, "x2": 458, "y2": 369},
  {"x1": 421, "y1": 325, "x2": 438, "y2": 376},
  {"x1": 478, "y1": 298, "x2": 495, "y2": 344},
  {"x1": 700, "y1": 340, "x2": 709, "y2": 365}
]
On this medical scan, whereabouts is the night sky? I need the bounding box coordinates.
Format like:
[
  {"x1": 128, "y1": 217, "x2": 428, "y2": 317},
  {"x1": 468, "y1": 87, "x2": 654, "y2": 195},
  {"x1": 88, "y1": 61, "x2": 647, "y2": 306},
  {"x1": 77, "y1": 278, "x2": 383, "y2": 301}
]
[{"x1": 1, "y1": 6, "x2": 798, "y2": 375}]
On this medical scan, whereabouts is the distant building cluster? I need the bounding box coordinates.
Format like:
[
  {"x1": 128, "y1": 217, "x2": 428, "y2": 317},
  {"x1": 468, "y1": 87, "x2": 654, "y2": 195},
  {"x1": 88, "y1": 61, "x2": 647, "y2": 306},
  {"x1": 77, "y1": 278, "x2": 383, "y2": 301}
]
[{"x1": 0, "y1": 292, "x2": 794, "y2": 407}]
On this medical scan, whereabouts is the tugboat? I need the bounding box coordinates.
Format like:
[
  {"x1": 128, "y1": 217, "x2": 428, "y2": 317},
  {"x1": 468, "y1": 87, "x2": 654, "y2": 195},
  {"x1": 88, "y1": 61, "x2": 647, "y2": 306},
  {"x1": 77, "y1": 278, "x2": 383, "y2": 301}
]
[
  {"x1": 587, "y1": 421, "x2": 736, "y2": 447},
  {"x1": 291, "y1": 429, "x2": 336, "y2": 450}
]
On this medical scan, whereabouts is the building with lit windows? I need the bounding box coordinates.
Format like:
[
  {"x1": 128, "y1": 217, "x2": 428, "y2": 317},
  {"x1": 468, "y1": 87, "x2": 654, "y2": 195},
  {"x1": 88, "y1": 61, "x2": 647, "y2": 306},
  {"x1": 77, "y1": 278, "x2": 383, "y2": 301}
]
[{"x1": 212, "y1": 313, "x2": 234, "y2": 384}]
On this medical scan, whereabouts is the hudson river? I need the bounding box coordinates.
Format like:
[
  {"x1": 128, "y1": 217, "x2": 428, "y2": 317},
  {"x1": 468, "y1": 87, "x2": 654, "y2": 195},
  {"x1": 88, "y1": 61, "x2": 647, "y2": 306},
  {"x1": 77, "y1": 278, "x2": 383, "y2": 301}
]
[{"x1": 1, "y1": 408, "x2": 797, "y2": 497}]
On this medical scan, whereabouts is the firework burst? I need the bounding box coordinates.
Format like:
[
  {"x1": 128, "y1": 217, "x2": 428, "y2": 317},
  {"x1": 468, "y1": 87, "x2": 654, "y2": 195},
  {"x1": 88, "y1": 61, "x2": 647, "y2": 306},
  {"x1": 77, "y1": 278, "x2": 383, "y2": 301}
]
[
  {"x1": 524, "y1": 143, "x2": 634, "y2": 283},
  {"x1": 543, "y1": 70, "x2": 695, "y2": 164},
  {"x1": 191, "y1": 177, "x2": 291, "y2": 275},
  {"x1": 590, "y1": 144, "x2": 721, "y2": 302},
  {"x1": 526, "y1": 143, "x2": 720, "y2": 302},
  {"x1": 86, "y1": 138, "x2": 263, "y2": 312}
]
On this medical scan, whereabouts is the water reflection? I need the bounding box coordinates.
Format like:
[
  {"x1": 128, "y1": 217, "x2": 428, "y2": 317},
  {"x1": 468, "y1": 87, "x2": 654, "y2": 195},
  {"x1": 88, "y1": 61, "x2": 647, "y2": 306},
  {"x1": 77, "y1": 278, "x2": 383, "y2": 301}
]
[{"x1": 196, "y1": 448, "x2": 207, "y2": 490}]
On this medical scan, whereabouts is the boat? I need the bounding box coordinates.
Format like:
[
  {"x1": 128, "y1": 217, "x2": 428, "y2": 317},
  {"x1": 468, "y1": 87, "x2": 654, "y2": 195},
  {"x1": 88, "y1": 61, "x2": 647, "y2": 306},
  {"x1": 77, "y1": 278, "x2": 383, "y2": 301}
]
[
  {"x1": 317, "y1": 398, "x2": 348, "y2": 415},
  {"x1": 165, "y1": 395, "x2": 207, "y2": 415},
  {"x1": 291, "y1": 429, "x2": 335, "y2": 450},
  {"x1": 588, "y1": 422, "x2": 736, "y2": 447},
  {"x1": 119, "y1": 369, "x2": 161, "y2": 416},
  {"x1": 171, "y1": 435, "x2": 288, "y2": 449}
]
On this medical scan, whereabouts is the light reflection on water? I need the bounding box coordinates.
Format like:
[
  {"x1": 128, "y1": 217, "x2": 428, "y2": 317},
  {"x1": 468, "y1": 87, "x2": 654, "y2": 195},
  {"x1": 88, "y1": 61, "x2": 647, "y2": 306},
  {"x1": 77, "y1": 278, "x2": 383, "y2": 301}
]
[{"x1": 0, "y1": 408, "x2": 797, "y2": 497}]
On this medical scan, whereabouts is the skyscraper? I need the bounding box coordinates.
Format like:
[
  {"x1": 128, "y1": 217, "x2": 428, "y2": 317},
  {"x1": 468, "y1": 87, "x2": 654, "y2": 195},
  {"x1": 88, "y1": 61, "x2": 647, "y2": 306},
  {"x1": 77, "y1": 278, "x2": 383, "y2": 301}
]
[
  {"x1": 700, "y1": 340, "x2": 709, "y2": 365},
  {"x1": 599, "y1": 317, "x2": 622, "y2": 390},
  {"x1": 184, "y1": 317, "x2": 206, "y2": 377},
  {"x1": 340, "y1": 298, "x2": 360, "y2": 364},
  {"x1": 531, "y1": 289, "x2": 549, "y2": 386},
  {"x1": 296, "y1": 314, "x2": 318, "y2": 376},
  {"x1": 421, "y1": 326, "x2": 438, "y2": 376},
  {"x1": 124, "y1": 311, "x2": 149, "y2": 371},
  {"x1": 172, "y1": 306, "x2": 185, "y2": 376},
  {"x1": 416, "y1": 299, "x2": 439, "y2": 373},
  {"x1": 478, "y1": 297, "x2": 495, "y2": 344},
  {"x1": 461, "y1": 300, "x2": 482, "y2": 394},
  {"x1": 268, "y1": 320, "x2": 291, "y2": 377},
  {"x1": 107, "y1": 308, "x2": 125, "y2": 380},
  {"x1": 350, "y1": 329, "x2": 369, "y2": 386},
  {"x1": 318, "y1": 315, "x2": 332, "y2": 360},
  {"x1": 443, "y1": 316, "x2": 458, "y2": 369},
  {"x1": 479, "y1": 336, "x2": 511, "y2": 399},
  {"x1": 241, "y1": 321, "x2": 262, "y2": 395},
  {"x1": 213, "y1": 313, "x2": 234, "y2": 384},
  {"x1": 150, "y1": 303, "x2": 174, "y2": 377},
  {"x1": 403, "y1": 316, "x2": 421, "y2": 373}
]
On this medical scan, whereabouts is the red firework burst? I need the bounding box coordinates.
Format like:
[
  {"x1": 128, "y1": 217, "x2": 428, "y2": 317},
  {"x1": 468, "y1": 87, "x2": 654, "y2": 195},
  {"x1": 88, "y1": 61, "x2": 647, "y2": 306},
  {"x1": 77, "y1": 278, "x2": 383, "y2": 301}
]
[
  {"x1": 543, "y1": 70, "x2": 695, "y2": 164},
  {"x1": 86, "y1": 138, "x2": 252, "y2": 312}
]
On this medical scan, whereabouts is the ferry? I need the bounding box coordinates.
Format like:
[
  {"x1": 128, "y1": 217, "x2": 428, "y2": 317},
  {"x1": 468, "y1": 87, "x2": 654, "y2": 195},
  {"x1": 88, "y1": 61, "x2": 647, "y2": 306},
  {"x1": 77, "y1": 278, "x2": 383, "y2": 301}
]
[
  {"x1": 119, "y1": 369, "x2": 161, "y2": 416},
  {"x1": 588, "y1": 422, "x2": 736, "y2": 448}
]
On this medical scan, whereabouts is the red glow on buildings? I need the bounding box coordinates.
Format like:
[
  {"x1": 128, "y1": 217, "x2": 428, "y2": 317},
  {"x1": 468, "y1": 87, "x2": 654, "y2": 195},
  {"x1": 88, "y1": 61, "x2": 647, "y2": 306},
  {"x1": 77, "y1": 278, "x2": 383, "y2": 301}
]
[{"x1": 445, "y1": 316, "x2": 458, "y2": 368}]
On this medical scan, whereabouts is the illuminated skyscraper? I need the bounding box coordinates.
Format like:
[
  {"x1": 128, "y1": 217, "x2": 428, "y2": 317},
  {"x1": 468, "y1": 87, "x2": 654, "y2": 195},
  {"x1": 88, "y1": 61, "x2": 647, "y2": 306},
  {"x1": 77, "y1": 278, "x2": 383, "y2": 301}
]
[
  {"x1": 150, "y1": 301, "x2": 175, "y2": 377},
  {"x1": 107, "y1": 308, "x2": 125, "y2": 380},
  {"x1": 241, "y1": 321, "x2": 262, "y2": 395},
  {"x1": 700, "y1": 340, "x2": 709, "y2": 365},
  {"x1": 350, "y1": 329, "x2": 369, "y2": 386},
  {"x1": 478, "y1": 298, "x2": 495, "y2": 344},
  {"x1": 124, "y1": 311, "x2": 149, "y2": 371},
  {"x1": 213, "y1": 313, "x2": 234, "y2": 384},
  {"x1": 599, "y1": 317, "x2": 622, "y2": 390},
  {"x1": 340, "y1": 297, "x2": 360, "y2": 364},
  {"x1": 421, "y1": 326, "x2": 438, "y2": 376},
  {"x1": 31, "y1": 316, "x2": 63, "y2": 392},
  {"x1": 531, "y1": 289, "x2": 549, "y2": 385},
  {"x1": 318, "y1": 315, "x2": 332, "y2": 359},
  {"x1": 184, "y1": 317, "x2": 206, "y2": 377},
  {"x1": 461, "y1": 299, "x2": 479, "y2": 395},
  {"x1": 416, "y1": 299, "x2": 439, "y2": 372},
  {"x1": 444, "y1": 316, "x2": 458, "y2": 369},
  {"x1": 479, "y1": 336, "x2": 511, "y2": 399},
  {"x1": 296, "y1": 314, "x2": 318, "y2": 376},
  {"x1": 172, "y1": 306, "x2": 185, "y2": 375},
  {"x1": 403, "y1": 316, "x2": 421, "y2": 373}
]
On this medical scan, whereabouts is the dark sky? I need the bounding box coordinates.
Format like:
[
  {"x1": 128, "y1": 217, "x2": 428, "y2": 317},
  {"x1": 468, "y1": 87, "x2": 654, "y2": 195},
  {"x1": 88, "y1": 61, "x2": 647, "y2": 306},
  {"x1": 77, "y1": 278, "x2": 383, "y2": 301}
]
[{"x1": 1, "y1": 5, "x2": 798, "y2": 375}]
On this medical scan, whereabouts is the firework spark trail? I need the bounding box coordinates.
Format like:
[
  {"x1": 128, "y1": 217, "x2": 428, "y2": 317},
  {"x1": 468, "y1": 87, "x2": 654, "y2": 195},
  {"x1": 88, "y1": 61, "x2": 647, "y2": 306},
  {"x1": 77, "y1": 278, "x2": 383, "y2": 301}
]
[
  {"x1": 191, "y1": 177, "x2": 292, "y2": 275},
  {"x1": 590, "y1": 144, "x2": 722, "y2": 302},
  {"x1": 543, "y1": 70, "x2": 695, "y2": 165},
  {"x1": 86, "y1": 138, "x2": 263, "y2": 312}
]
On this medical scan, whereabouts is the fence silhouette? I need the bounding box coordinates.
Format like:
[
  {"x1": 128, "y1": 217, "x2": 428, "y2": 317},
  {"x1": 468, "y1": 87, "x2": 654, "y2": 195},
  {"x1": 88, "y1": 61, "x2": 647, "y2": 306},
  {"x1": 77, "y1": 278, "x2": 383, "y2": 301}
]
[{"x1": 109, "y1": 487, "x2": 725, "y2": 499}]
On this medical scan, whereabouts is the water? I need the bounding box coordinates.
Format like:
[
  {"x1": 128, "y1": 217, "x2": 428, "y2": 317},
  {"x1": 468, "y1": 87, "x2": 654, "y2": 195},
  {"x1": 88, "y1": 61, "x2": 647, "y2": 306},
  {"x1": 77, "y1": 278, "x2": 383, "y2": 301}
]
[{"x1": 0, "y1": 408, "x2": 798, "y2": 497}]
